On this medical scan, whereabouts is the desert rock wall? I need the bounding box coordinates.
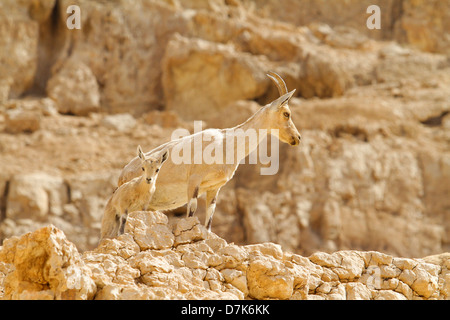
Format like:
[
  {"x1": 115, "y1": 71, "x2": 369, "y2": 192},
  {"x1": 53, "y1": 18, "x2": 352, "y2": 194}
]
[
  {"x1": 0, "y1": 0, "x2": 449, "y2": 264},
  {"x1": 1, "y1": 212, "x2": 448, "y2": 300}
]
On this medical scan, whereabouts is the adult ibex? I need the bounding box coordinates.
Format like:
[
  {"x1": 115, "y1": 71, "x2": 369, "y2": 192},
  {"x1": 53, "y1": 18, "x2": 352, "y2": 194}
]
[{"x1": 118, "y1": 72, "x2": 301, "y2": 231}]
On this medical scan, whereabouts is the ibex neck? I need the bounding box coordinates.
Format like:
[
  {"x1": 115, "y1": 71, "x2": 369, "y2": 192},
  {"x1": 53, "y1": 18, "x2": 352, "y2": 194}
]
[
  {"x1": 136, "y1": 176, "x2": 152, "y2": 193},
  {"x1": 234, "y1": 107, "x2": 267, "y2": 132},
  {"x1": 227, "y1": 107, "x2": 269, "y2": 162}
]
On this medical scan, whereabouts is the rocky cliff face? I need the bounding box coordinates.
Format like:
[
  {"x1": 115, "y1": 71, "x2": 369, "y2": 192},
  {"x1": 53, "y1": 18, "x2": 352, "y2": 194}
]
[
  {"x1": 0, "y1": 0, "x2": 449, "y2": 294},
  {"x1": 1, "y1": 212, "x2": 448, "y2": 300}
]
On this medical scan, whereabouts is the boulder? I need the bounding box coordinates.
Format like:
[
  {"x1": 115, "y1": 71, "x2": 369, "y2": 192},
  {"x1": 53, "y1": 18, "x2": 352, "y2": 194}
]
[
  {"x1": 297, "y1": 46, "x2": 355, "y2": 98},
  {"x1": 101, "y1": 113, "x2": 136, "y2": 133},
  {"x1": 6, "y1": 172, "x2": 69, "y2": 221},
  {"x1": 46, "y1": 59, "x2": 100, "y2": 116},
  {"x1": 162, "y1": 34, "x2": 269, "y2": 121},
  {"x1": 0, "y1": 225, "x2": 96, "y2": 299},
  {"x1": 4, "y1": 109, "x2": 41, "y2": 134},
  {"x1": 0, "y1": 16, "x2": 38, "y2": 98},
  {"x1": 124, "y1": 211, "x2": 174, "y2": 251}
]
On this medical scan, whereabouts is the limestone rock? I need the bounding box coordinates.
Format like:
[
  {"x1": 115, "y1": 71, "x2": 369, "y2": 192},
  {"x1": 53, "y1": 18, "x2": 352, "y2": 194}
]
[
  {"x1": 375, "y1": 49, "x2": 447, "y2": 83},
  {"x1": 4, "y1": 109, "x2": 41, "y2": 133},
  {"x1": 397, "y1": 0, "x2": 450, "y2": 54},
  {"x1": 0, "y1": 16, "x2": 38, "y2": 98},
  {"x1": 247, "y1": 255, "x2": 294, "y2": 299},
  {"x1": 162, "y1": 34, "x2": 268, "y2": 121},
  {"x1": 2, "y1": 96, "x2": 59, "y2": 134},
  {"x1": 297, "y1": 46, "x2": 355, "y2": 98},
  {"x1": 124, "y1": 211, "x2": 174, "y2": 251},
  {"x1": 345, "y1": 282, "x2": 372, "y2": 300},
  {"x1": 56, "y1": 0, "x2": 190, "y2": 115},
  {"x1": 4, "y1": 97, "x2": 58, "y2": 117},
  {"x1": 242, "y1": 0, "x2": 392, "y2": 41},
  {"x1": 0, "y1": 225, "x2": 96, "y2": 300},
  {"x1": 46, "y1": 59, "x2": 100, "y2": 116},
  {"x1": 0, "y1": 0, "x2": 449, "y2": 287},
  {"x1": 244, "y1": 0, "x2": 450, "y2": 54},
  {"x1": 6, "y1": 172, "x2": 69, "y2": 221},
  {"x1": 28, "y1": 0, "x2": 57, "y2": 23},
  {"x1": 143, "y1": 110, "x2": 189, "y2": 129},
  {"x1": 173, "y1": 216, "x2": 208, "y2": 246},
  {"x1": 0, "y1": 213, "x2": 448, "y2": 300},
  {"x1": 101, "y1": 113, "x2": 136, "y2": 133},
  {"x1": 66, "y1": 171, "x2": 118, "y2": 226}
]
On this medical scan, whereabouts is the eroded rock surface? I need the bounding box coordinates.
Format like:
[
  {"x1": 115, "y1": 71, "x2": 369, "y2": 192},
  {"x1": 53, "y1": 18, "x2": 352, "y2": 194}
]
[{"x1": 1, "y1": 212, "x2": 448, "y2": 300}]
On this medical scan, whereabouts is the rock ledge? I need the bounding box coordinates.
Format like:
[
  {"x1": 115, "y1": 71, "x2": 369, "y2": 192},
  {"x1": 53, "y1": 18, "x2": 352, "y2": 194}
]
[{"x1": 0, "y1": 211, "x2": 448, "y2": 300}]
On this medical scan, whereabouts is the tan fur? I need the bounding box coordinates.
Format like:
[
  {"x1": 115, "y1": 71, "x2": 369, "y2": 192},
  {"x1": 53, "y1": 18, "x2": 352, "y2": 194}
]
[
  {"x1": 100, "y1": 146, "x2": 168, "y2": 240},
  {"x1": 117, "y1": 72, "x2": 301, "y2": 231}
]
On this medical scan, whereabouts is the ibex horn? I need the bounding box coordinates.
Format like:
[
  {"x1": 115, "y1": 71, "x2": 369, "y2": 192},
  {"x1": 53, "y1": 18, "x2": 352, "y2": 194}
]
[{"x1": 266, "y1": 71, "x2": 288, "y2": 96}]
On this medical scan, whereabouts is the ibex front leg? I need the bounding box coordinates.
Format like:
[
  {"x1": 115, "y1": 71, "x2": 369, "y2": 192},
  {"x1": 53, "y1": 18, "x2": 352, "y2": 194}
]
[
  {"x1": 187, "y1": 175, "x2": 202, "y2": 218},
  {"x1": 205, "y1": 188, "x2": 220, "y2": 232}
]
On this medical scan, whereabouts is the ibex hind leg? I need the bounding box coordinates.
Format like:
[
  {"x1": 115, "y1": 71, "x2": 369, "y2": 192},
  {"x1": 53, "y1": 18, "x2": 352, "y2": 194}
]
[
  {"x1": 100, "y1": 206, "x2": 120, "y2": 241},
  {"x1": 187, "y1": 186, "x2": 199, "y2": 217},
  {"x1": 186, "y1": 174, "x2": 202, "y2": 218},
  {"x1": 118, "y1": 210, "x2": 128, "y2": 235}
]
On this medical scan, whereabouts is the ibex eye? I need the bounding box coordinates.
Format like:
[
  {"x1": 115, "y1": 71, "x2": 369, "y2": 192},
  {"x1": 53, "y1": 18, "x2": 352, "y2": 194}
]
[
  {"x1": 156, "y1": 169, "x2": 159, "y2": 173},
  {"x1": 141, "y1": 167, "x2": 145, "y2": 171},
  {"x1": 283, "y1": 112, "x2": 290, "y2": 119}
]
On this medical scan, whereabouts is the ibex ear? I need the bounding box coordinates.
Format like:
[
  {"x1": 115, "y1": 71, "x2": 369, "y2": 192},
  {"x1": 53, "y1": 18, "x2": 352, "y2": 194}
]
[
  {"x1": 160, "y1": 150, "x2": 169, "y2": 164},
  {"x1": 271, "y1": 89, "x2": 296, "y2": 109},
  {"x1": 137, "y1": 145, "x2": 145, "y2": 161}
]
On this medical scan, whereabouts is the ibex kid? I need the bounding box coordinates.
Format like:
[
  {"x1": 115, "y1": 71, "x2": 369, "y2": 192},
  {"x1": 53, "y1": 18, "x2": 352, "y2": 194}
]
[{"x1": 100, "y1": 146, "x2": 168, "y2": 240}]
